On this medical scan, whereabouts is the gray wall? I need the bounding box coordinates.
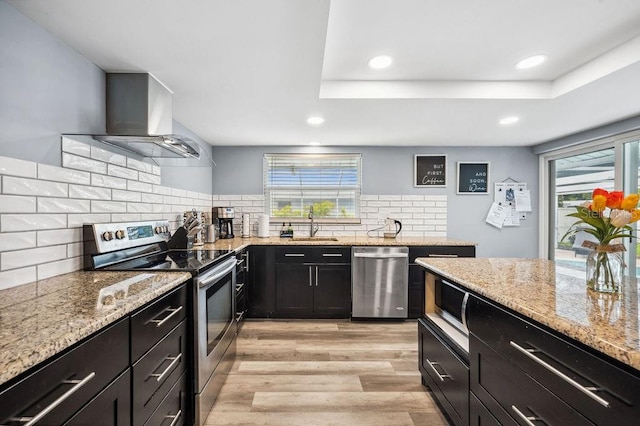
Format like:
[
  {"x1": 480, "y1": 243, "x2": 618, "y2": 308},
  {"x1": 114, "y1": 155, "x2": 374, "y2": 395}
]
[
  {"x1": 212, "y1": 145, "x2": 539, "y2": 258},
  {"x1": 0, "y1": 1, "x2": 213, "y2": 194}
]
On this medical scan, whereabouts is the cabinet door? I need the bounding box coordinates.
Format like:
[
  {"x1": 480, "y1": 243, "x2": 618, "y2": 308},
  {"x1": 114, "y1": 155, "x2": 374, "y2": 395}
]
[
  {"x1": 314, "y1": 264, "x2": 351, "y2": 317},
  {"x1": 64, "y1": 369, "x2": 131, "y2": 426},
  {"x1": 408, "y1": 264, "x2": 424, "y2": 319},
  {"x1": 247, "y1": 246, "x2": 276, "y2": 317},
  {"x1": 275, "y1": 263, "x2": 314, "y2": 315}
]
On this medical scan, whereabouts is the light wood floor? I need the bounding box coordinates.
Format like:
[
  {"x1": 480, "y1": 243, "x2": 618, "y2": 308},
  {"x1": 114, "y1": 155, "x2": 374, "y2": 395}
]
[{"x1": 204, "y1": 320, "x2": 450, "y2": 426}]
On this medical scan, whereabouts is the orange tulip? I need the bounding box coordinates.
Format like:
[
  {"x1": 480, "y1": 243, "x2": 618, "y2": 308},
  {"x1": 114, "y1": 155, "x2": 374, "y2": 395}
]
[
  {"x1": 606, "y1": 191, "x2": 624, "y2": 209},
  {"x1": 592, "y1": 188, "x2": 608, "y2": 198},
  {"x1": 631, "y1": 209, "x2": 640, "y2": 223},
  {"x1": 621, "y1": 194, "x2": 640, "y2": 211},
  {"x1": 591, "y1": 194, "x2": 607, "y2": 212}
]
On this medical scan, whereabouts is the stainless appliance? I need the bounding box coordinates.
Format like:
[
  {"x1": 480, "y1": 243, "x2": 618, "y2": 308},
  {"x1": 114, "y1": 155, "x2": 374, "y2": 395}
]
[
  {"x1": 83, "y1": 220, "x2": 237, "y2": 426},
  {"x1": 351, "y1": 246, "x2": 409, "y2": 319},
  {"x1": 383, "y1": 218, "x2": 402, "y2": 239},
  {"x1": 213, "y1": 207, "x2": 235, "y2": 239},
  {"x1": 425, "y1": 272, "x2": 470, "y2": 354}
]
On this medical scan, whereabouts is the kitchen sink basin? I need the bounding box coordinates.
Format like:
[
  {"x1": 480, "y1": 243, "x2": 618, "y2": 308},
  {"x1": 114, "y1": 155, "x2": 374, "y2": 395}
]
[{"x1": 291, "y1": 237, "x2": 339, "y2": 241}]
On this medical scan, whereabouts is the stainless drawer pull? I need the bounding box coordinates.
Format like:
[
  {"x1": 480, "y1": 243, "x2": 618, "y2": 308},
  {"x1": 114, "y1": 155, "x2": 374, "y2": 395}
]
[
  {"x1": 10, "y1": 372, "x2": 96, "y2": 426},
  {"x1": 236, "y1": 258, "x2": 245, "y2": 266},
  {"x1": 309, "y1": 267, "x2": 312, "y2": 287},
  {"x1": 165, "y1": 410, "x2": 182, "y2": 426},
  {"x1": 425, "y1": 358, "x2": 450, "y2": 382},
  {"x1": 511, "y1": 405, "x2": 539, "y2": 426},
  {"x1": 427, "y1": 254, "x2": 458, "y2": 258},
  {"x1": 150, "y1": 306, "x2": 183, "y2": 328},
  {"x1": 322, "y1": 253, "x2": 343, "y2": 257},
  {"x1": 315, "y1": 266, "x2": 319, "y2": 286},
  {"x1": 236, "y1": 311, "x2": 245, "y2": 322},
  {"x1": 509, "y1": 341, "x2": 610, "y2": 408},
  {"x1": 285, "y1": 253, "x2": 305, "y2": 257},
  {"x1": 236, "y1": 283, "x2": 245, "y2": 292},
  {"x1": 150, "y1": 353, "x2": 182, "y2": 382}
]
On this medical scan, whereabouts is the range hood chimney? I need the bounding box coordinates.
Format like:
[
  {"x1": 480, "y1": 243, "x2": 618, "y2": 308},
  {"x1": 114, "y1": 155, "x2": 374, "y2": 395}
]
[{"x1": 94, "y1": 73, "x2": 200, "y2": 159}]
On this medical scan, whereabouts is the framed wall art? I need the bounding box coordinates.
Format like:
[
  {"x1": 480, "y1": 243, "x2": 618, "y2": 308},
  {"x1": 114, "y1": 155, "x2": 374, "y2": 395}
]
[
  {"x1": 457, "y1": 162, "x2": 489, "y2": 194},
  {"x1": 414, "y1": 154, "x2": 447, "y2": 187}
]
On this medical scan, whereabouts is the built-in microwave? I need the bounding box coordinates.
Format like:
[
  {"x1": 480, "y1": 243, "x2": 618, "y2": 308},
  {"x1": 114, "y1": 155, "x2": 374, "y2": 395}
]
[{"x1": 424, "y1": 272, "x2": 470, "y2": 355}]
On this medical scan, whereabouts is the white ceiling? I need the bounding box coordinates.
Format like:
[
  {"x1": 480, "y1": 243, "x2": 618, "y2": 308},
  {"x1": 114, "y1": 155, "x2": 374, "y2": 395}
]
[{"x1": 8, "y1": 0, "x2": 640, "y2": 147}]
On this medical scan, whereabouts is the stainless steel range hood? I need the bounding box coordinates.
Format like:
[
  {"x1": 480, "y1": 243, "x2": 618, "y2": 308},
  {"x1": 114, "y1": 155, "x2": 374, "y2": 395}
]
[{"x1": 94, "y1": 73, "x2": 200, "y2": 160}]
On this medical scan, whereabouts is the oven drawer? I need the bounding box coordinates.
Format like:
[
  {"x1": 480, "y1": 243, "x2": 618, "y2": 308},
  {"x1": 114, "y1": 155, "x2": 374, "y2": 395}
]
[
  {"x1": 133, "y1": 320, "x2": 187, "y2": 426},
  {"x1": 131, "y1": 284, "x2": 187, "y2": 362},
  {"x1": 143, "y1": 372, "x2": 187, "y2": 426}
]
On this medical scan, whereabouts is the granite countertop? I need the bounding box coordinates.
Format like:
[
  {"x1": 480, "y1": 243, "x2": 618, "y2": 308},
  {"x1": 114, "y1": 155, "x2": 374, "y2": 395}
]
[
  {"x1": 415, "y1": 257, "x2": 640, "y2": 371},
  {"x1": 0, "y1": 270, "x2": 191, "y2": 387},
  {"x1": 201, "y1": 236, "x2": 476, "y2": 252}
]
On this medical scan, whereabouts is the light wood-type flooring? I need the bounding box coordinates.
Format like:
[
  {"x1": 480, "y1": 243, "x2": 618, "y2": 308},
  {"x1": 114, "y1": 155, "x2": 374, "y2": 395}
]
[{"x1": 204, "y1": 320, "x2": 450, "y2": 426}]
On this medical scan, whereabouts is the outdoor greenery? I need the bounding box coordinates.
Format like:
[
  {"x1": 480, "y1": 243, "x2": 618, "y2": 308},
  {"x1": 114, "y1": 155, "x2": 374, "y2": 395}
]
[{"x1": 272, "y1": 200, "x2": 352, "y2": 218}]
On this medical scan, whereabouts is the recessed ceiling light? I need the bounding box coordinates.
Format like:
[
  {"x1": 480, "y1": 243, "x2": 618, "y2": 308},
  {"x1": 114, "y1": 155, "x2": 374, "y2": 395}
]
[
  {"x1": 309, "y1": 141, "x2": 322, "y2": 146},
  {"x1": 306, "y1": 116, "x2": 324, "y2": 125},
  {"x1": 515, "y1": 54, "x2": 547, "y2": 70},
  {"x1": 499, "y1": 116, "x2": 519, "y2": 125},
  {"x1": 368, "y1": 55, "x2": 393, "y2": 70}
]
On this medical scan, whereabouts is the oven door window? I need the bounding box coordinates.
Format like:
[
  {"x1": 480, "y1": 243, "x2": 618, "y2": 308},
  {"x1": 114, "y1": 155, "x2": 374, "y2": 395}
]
[{"x1": 206, "y1": 272, "x2": 233, "y2": 354}]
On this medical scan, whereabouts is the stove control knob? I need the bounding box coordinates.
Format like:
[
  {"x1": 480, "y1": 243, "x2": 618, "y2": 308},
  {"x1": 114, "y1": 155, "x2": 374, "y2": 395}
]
[
  {"x1": 163, "y1": 226, "x2": 169, "y2": 233},
  {"x1": 115, "y1": 230, "x2": 125, "y2": 240},
  {"x1": 155, "y1": 226, "x2": 162, "y2": 234},
  {"x1": 102, "y1": 231, "x2": 114, "y2": 241}
]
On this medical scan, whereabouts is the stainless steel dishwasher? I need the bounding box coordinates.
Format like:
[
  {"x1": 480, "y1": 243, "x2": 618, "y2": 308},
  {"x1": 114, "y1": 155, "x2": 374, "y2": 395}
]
[{"x1": 352, "y1": 246, "x2": 409, "y2": 319}]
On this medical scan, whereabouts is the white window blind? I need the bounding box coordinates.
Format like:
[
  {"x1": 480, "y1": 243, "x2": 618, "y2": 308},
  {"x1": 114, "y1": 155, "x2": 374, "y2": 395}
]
[{"x1": 264, "y1": 153, "x2": 362, "y2": 220}]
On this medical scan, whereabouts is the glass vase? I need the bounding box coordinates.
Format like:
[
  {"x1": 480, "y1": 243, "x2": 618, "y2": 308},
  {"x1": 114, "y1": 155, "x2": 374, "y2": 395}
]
[{"x1": 586, "y1": 247, "x2": 624, "y2": 293}]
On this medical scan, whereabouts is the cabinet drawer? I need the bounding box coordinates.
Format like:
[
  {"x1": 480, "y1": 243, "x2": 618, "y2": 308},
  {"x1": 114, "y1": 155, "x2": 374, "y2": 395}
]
[
  {"x1": 131, "y1": 284, "x2": 187, "y2": 362},
  {"x1": 418, "y1": 319, "x2": 468, "y2": 426},
  {"x1": 64, "y1": 369, "x2": 131, "y2": 426},
  {"x1": 409, "y1": 245, "x2": 475, "y2": 263},
  {"x1": 471, "y1": 335, "x2": 591, "y2": 426},
  {"x1": 0, "y1": 318, "x2": 129, "y2": 426},
  {"x1": 469, "y1": 296, "x2": 640, "y2": 425},
  {"x1": 313, "y1": 247, "x2": 350, "y2": 262},
  {"x1": 144, "y1": 371, "x2": 187, "y2": 426},
  {"x1": 275, "y1": 246, "x2": 314, "y2": 263},
  {"x1": 470, "y1": 392, "x2": 504, "y2": 426},
  {"x1": 133, "y1": 320, "x2": 187, "y2": 426}
]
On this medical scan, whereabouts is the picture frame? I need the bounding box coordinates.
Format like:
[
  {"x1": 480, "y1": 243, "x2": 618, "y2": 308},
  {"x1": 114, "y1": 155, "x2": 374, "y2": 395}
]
[
  {"x1": 457, "y1": 162, "x2": 489, "y2": 194},
  {"x1": 414, "y1": 154, "x2": 447, "y2": 187}
]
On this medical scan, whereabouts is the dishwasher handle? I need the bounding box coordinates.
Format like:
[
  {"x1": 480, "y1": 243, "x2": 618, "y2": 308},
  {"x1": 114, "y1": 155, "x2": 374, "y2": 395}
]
[{"x1": 353, "y1": 252, "x2": 409, "y2": 259}]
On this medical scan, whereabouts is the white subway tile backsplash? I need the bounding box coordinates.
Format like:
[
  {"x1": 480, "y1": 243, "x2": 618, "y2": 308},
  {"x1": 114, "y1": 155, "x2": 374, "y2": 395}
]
[
  {"x1": 361, "y1": 195, "x2": 379, "y2": 201},
  {"x1": 38, "y1": 164, "x2": 91, "y2": 185},
  {"x1": 91, "y1": 174, "x2": 127, "y2": 190},
  {"x1": 127, "y1": 202, "x2": 153, "y2": 213},
  {"x1": 128, "y1": 180, "x2": 152, "y2": 193},
  {"x1": 112, "y1": 189, "x2": 142, "y2": 202},
  {"x1": 152, "y1": 165, "x2": 161, "y2": 176},
  {"x1": 153, "y1": 185, "x2": 172, "y2": 195},
  {"x1": 38, "y1": 228, "x2": 82, "y2": 246},
  {"x1": 153, "y1": 204, "x2": 171, "y2": 213},
  {"x1": 69, "y1": 184, "x2": 111, "y2": 200},
  {"x1": 90, "y1": 146, "x2": 127, "y2": 166},
  {"x1": 67, "y1": 213, "x2": 111, "y2": 228},
  {"x1": 0, "y1": 232, "x2": 36, "y2": 252},
  {"x1": 0, "y1": 267, "x2": 37, "y2": 290},
  {"x1": 1, "y1": 214, "x2": 67, "y2": 232},
  {"x1": 138, "y1": 171, "x2": 161, "y2": 185},
  {"x1": 62, "y1": 153, "x2": 107, "y2": 174},
  {"x1": 3, "y1": 176, "x2": 68, "y2": 197},
  {"x1": 67, "y1": 242, "x2": 82, "y2": 257},
  {"x1": 141, "y1": 193, "x2": 164, "y2": 204},
  {"x1": 171, "y1": 188, "x2": 187, "y2": 197},
  {"x1": 368, "y1": 201, "x2": 390, "y2": 207},
  {"x1": 127, "y1": 158, "x2": 154, "y2": 174},
  {"x1": 62, "y1": 137, "x2": 91, "y2": 157},
  {"x1": 0, "y1": 156, "x2": 37, "y2": 178},
  {"x1": 111, "y1": 214, "x2": 141, "y2": 222},
  {"x1": 186, "y1": 190, "x2": 199, "y2": 199},
  {"x1": 108, "y1": 164, "x2": 138, "y2": 180},
  {"x1": 163, "y1": 195, "x2": 181, "y2": 205},
  {"x1": 37, "y1": 257, "x2": 82, "y2": 280},
  {"x1": 1, "y1": 245, "x2": 67, "y2": 270},
  {"x1": 90, "y1": 200, "x2": 127, "y2": 213},
  {"x1": 0, "y1": 195, "x2": 36, "y2": 213},
  {"x1": 401, "y1": 195, "x2": 424, "y2": 201},
  {"x1": 38, "y1": 198, "x2": 91, "y2": 213}
]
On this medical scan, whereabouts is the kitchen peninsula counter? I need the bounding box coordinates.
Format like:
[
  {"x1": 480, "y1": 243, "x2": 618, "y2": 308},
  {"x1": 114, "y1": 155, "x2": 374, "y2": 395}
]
[
  {"x1": 0, "y1": 270, "x2": 191, "y2": 387},
  {"x1": 416, "y1": 257, "x2": 640, "y2": 372}
]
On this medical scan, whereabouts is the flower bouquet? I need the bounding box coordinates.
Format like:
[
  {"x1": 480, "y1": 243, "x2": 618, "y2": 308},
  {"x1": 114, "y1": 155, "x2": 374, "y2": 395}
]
[{"x1": 562, "y1": 188, "x2": 640, "y2": 292}]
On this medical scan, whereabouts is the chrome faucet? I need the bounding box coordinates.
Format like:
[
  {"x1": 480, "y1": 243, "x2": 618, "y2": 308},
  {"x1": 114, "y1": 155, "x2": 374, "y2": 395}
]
[{"x1": 308, "y1": 205, "x2": 319, "y2": 237}]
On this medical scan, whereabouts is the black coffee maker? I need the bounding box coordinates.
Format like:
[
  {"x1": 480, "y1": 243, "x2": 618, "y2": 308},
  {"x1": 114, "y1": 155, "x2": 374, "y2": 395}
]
[{"x1": 213, "y1": 207, "x2": 235, "y2": 239}]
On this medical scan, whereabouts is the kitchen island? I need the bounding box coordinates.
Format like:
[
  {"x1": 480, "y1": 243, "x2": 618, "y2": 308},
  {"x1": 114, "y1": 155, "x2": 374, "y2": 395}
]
[{"x1": 416, "y1": 257, "x2": 640, "y2": 425}]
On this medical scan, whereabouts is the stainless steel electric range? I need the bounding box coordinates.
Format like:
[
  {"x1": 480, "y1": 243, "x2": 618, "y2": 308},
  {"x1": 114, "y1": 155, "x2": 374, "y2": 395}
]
[{"x1": 83, "y1": 220, "x2": 237, "y2": 426}]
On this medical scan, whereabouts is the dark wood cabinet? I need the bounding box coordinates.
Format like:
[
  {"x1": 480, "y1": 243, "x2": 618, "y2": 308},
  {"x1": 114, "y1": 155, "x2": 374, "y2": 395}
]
[
  {"x1": 274, "y1": 246, "x2": 351, "y2": 318},
  {"x1": 235, "y1": 249, "x2": 248, "y2": 323},
  {"x1": 247, "y1": 246, "x2": 276, "y2": 317},
  {"x1": 408, "y1": 246, "x2": 475, "y2": 319}
]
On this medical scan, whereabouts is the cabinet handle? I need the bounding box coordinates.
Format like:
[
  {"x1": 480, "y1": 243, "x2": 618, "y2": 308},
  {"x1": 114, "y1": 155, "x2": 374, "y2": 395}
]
[
  {"x1": 285, "y1": 253, "x2": 305, "y2": 257},
  {"x1": 511, "y1": 405, "x2": 540, "y2": 426},
  {"x1": 309, "y1": 267, "x2": 312, "y2": 287},
  {"x1": 149, "y1": 353, "x2": 182, "y2": 382},
  {"x1": 10, "y1": 372, "x2": 96, "y2": 426},
  {"x1": 461, "y1": 293, "x2": 470, "y2": 330},
  {"x1": 236, "y1": 311, "x2": 245, "y2": 322},
  {"x1": 236, "y1": 258, "x2": 245, "y2": 266},
  {"x1": 427, "y1": 254, "x2": 458, "y2": 258},
  {"x1": 322, "y1": 253, "x2": 342, "y2": 257},
  {"x1": 245, "y1": 251, "x2": 250, "y2": 273},
  {"x1": 165, "y1": 410, "x2": 182, "y2": 426},
  {"x1": 315, "y1": 266, "x2": 319, "y2": 286},
  {"x1": 236, "y1": 283, "x2": 245, "y2": 292},
  {"x1": 509, "y1": 341, "x2": 610, "y2": 408},
  {"x1": 425, "y1": 358, "x2": 450, "y2": 382},
  {"x1": 150, "y1": 306, "x2": 183, "y2": 328}
]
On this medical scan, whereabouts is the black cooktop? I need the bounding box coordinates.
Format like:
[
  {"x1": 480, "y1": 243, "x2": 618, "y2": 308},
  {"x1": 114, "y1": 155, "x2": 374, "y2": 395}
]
[{"x1": 102, "y1": 248, "x2": 234, "y2": 274}]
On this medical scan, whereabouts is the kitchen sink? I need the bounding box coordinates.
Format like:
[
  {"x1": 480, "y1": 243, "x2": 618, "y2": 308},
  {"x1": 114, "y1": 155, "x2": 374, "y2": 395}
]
[{"x1": 291, "y1": 237, "x2": 339, "y2": 241}]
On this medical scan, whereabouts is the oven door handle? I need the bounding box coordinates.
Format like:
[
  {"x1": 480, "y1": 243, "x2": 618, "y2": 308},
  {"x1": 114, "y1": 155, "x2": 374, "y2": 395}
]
[{"x1": 197, "y1": 257, "x2": 236, "y2": 289}]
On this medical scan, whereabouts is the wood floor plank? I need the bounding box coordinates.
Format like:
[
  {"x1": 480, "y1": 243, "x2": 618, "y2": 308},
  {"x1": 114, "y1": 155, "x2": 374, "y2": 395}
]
[
  {"x1": 205, "y1": 412, "x2": 417, "y2": 426},
  {"x1": 236, "y1": 360, "x2": 396, "y2": 375},
  {"x1": 221, "y1": 374, "x2": 363, "y2": 392}
]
